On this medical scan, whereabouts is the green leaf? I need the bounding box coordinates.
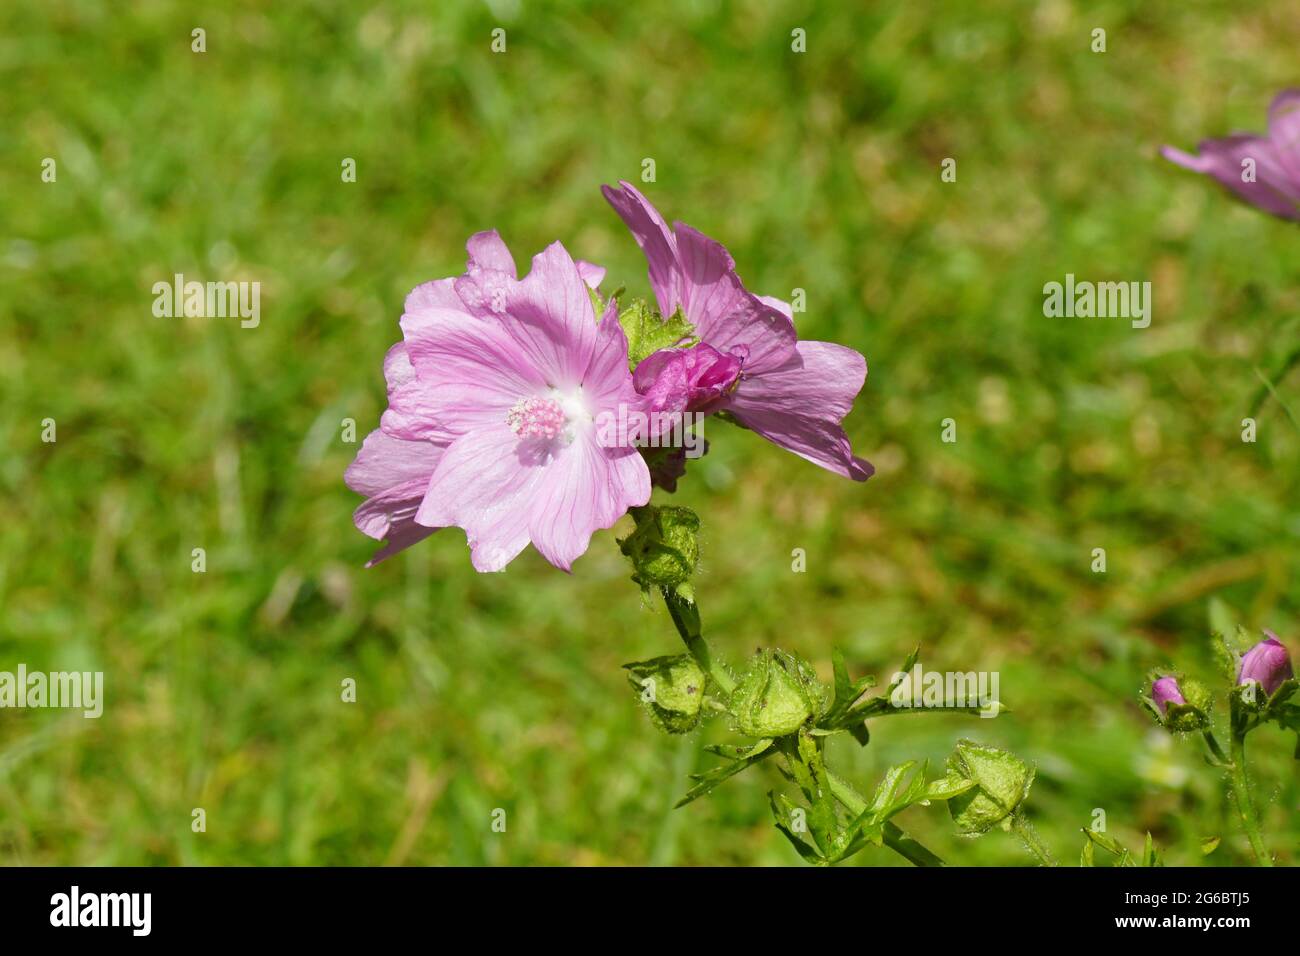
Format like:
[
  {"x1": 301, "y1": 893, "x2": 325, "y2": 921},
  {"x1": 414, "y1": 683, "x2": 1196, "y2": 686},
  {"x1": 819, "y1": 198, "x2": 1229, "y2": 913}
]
[
  {"x1": 704, "y1": 739, "x2": 773, "y2": 760},
  {"x1": 1143, "y1": 832, "x2": 1160, "y2": 867},
  {"x1": 623, "y1": 653, "x2": 706, "y2": 735},
  {"x1": 618, "y1": 300, "x2": 695, "y2": 368},
  {"x1": 1083, "y1": 827, "x2": 1126, "y2": 857},
  {"x1": 1081, "y1": 841, "x2": 1095, "y2": 867},
  {"x1": 768, "y1": 791, "x2": 826, "y2": 864},
  {"x1": 675, "y1": 746, "x2": 773, "y2": 808},
  {"x1": 1200, "y1": 836, "x2": 1221, "y2": 856},
  {"x1": 817, "y1": 648, "x2": 877, "y2": 740},
  {"x1": 822, "y1": 647, "x2": 875, "y2": 724}
]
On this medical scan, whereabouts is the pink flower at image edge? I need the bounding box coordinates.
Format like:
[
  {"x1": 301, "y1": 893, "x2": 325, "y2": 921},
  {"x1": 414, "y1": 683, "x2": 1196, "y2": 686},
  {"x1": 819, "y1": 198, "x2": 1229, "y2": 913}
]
[{"x1": 1161, "y1": 89, "x2": 1300, "y2": 222}]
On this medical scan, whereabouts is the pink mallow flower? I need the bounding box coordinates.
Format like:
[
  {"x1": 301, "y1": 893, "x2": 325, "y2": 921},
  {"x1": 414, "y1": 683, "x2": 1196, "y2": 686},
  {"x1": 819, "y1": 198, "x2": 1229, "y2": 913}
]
[
  {"x1": 399, "y1": 241, "x2": 650, "y2": 572},
  {"x1": 346, "y1": 231, "x2": 610, "y2": 568},
  {"x1": 1161, "y1": 90, "x2": 1300, "y2": 222},
  {"x1": 602, "y1": 181, "x2": 873, "y2": 481}
]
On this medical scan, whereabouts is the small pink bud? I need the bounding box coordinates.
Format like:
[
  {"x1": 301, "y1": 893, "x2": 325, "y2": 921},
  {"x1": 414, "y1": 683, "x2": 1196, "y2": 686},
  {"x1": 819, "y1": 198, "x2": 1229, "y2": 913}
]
[
  {"x1": 1238, "y1": 632, "x2": 1293, "y2": 697},
  {"x1": 1151, "y1": 676, "x2": 1185, "y2": 714}
]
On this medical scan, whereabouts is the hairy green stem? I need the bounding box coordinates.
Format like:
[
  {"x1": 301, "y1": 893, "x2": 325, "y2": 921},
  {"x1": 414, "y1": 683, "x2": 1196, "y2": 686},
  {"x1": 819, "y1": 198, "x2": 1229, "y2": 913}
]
[
  {"x1": 1010, "y1": 811, "x2": 1057, "y2": 866},
  {"x1": 1228, "y1": 731, "x2": 1271, "y2": 866},
  {"x1": 662, "y1": 589, "x2": 735, "y2": 695},
  {"x1": 1201, "y1": 729, "x2": 1230, "y2": 766}
]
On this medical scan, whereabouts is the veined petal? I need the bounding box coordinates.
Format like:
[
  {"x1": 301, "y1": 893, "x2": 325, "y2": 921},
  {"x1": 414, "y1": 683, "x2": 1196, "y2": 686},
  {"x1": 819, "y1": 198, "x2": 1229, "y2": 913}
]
[
  {"x1": 401, "y1": 305, "x2": 549, "y2": 436},
  {"x1": 503, "y1": 241, "x2": 598, "y2": 389},
  {"x1": 345, "y1": 430, "x2": 445, "y2": 564},
  {"x1": 1268, "y1": 89, "x2": 1300, "y2": 184},
  {"x1": 601, "y1": 181, "x2": 682, "y2": 317},
  {"x1": 727, "y1": 340, "x2": 873, "y2": 481},
  {"x1": 585, "y1": 299, "x2": 643, "y2": 411},
  {"x1": 345, "y1": 428, "x2": 444, "y2": 497},
  {"x1": 415, "y1": 424, "x2": 544, "y2": 572},
  {"x1": 528, "y1": 431, "x2": 651, "y2": 571},
  {"x1": 673, "y1": 223, "x2": 797, "y2": 374},
  {"x1": 576, "y1": 260, "x2": 607, "y2": 290},
  {"x1": 1163, "y1": 132, "x2": 1300, "y2": 222},
  {"x1": 465, "y1": 229, "x2": 518, "y2": 277},
  {"x1": 379, "y1": 342, "x2": 444, "y2": 442}
]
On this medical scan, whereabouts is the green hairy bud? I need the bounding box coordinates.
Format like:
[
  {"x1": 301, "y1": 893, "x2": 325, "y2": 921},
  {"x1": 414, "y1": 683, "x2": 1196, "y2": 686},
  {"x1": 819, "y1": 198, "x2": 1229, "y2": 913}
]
[
  {"x1": 944, "y1": 739, "x2": 1036, "y2": 835},
  {"x1": 623, "y1": 654, "x2": 707, "y2": 735},
  {"x1": 730, "y1": 649, "x2": 827, "y2": 738},
  {"x1": 618, "y1": 505, "x2": 700, "y2": 602}
]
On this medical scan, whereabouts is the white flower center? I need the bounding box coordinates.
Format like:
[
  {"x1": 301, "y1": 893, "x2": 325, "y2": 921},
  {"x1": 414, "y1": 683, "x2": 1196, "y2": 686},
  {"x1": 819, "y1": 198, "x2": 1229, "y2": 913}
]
[{"x1": 506, "y1": 389, "x2": 591, "y2": 445}]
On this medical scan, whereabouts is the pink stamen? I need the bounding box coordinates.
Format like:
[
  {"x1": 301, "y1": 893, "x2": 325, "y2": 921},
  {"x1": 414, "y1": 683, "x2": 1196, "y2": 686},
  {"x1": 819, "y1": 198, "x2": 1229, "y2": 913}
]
[{"x1": 506, "y1": 396, "x2": 567, "y2": 441}]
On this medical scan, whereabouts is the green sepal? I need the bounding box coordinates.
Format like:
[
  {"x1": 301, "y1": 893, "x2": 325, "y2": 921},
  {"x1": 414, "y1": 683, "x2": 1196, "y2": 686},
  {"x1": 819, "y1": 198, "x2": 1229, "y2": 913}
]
[
  {"x1": 622, "y1": 653, "x2": 706, "y2": 735},
  {"x1": 730, "y1": 649, "x2": 827, "y2": 738},
  {"x1": 618, "y1": 299, "x2": 695, "y2": 368},
  {"x1": 945, "y1": 739, "x2": 1035, "y2": 835},
  {"x1": 618, "y1": 505, "x2": 700, "y2": 603}
]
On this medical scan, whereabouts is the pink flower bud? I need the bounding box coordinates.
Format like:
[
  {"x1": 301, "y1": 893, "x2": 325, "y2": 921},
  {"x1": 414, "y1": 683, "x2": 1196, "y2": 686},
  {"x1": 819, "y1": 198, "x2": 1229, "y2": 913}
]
[
  {"x1": 1151, "y1": 676, "x2": 1185, "y2": 714},
  {"x1": 1238, "y1": 632, "x2": 1293, "y2": 697}
]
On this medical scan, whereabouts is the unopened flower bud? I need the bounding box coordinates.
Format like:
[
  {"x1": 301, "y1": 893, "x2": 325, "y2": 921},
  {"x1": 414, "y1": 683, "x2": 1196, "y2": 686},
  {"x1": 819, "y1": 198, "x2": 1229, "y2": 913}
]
[
  {"x1": 1151, "y1": 676, "x2": 1185, "y2": 714},
  {"x1": 1238, "y1": 632, "x2": 1293, "y2": 697},
  {"x1": 618, "y1": 505, "x2": 700, "y2": 601},
  {"x1": 944, "y1": 739, "x2": 1035, "y2": 835},
  {"x1": 730, "y1": 649, "x2": 825, "y2": 738}
]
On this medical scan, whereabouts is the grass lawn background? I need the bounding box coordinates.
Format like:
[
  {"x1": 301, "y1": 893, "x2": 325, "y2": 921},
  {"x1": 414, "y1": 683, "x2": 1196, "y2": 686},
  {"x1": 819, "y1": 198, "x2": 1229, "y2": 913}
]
[{"x1": 1, "y1": 0, "x2": 1298, "y2": 865}]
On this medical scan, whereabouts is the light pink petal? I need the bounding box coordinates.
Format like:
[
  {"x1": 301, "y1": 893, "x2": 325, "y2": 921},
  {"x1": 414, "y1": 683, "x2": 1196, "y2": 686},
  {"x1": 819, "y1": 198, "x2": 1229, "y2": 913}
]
[
  {"x1": 758, "y1": 295, "x2": 794, "y2": 320},
  {"x1": 1162, "y1": 136, "x2": 1300, "y2": 221},
  {"x1": 403, "y1": 276, "x2": 480, "y2": 340},
  {"x1": 415, "y1": 424, "x2": 543, "y2": 572},
  {"x1": 345, "y1": 430, "x2": 445, "y2": 564},
  {"x1": 404, "y1": 276, "x2": 464, "y2": 316},
  {"x1": 401, "y1": 306, "x2": 547, "y2": 437},
  {"x1": 502, "y1": 241, "x2": 597, "y2": 389},
  {"x1": 727, "y1": 341, "x2": 873, "y2": 481},
  {"x1": 465, "y1": 230, "x2": 518, "y2": 278},
  {"x1": 577, "y1": 260, "x2": 607, "y2": 290},
  {"x1": 673, "y1": 223, "x2": 798, "y2": 374},
  {"x1": 528, "y1": 431, "x2": 651, "y2": 571},
  {"x1": 601, "y1": 181, "x2": 682, "y2": 317},
  {"x1": 353, "y1": 478, "x2": 438, "y2": 566},
  {"x1": 1268, "y1": 89, "x2": 1300, "y2": 183},
  {"x1": 379, "y1": 342, "x2": 444, "y2": 442},
  {"x1": 584, "y1": 299, "x2": 643, "y2": 410},
  {"x1": 456, "y1": 231, "x2": 518, "y2": 318},
  {"x1": 345, "y1": 429, "x2": 443, "y2": 497}
]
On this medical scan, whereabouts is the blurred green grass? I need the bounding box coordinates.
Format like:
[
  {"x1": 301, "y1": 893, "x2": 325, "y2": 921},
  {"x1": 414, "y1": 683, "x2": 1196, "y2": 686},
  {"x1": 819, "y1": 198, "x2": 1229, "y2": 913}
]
[{"x1": 1, "y1": 0, "x2": 1298, "y2": 865}]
